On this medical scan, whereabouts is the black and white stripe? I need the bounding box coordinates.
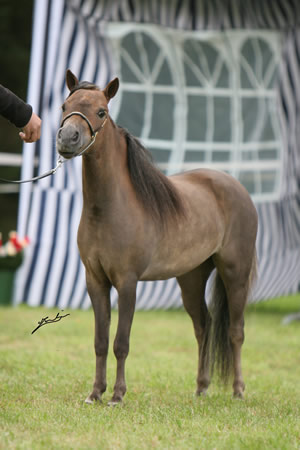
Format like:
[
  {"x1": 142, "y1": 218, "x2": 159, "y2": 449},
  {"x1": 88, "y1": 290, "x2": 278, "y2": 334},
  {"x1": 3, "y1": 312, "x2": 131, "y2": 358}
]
[{"x1": 15, "y1": 0, "x2": 300, "y2": 309}]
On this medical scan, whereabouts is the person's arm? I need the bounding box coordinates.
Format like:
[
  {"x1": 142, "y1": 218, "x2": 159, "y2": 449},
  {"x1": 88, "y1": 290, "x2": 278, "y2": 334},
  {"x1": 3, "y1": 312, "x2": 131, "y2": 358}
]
[
  {"x1": 0, "y1": 85, "x2": 41, "y2": 142},
  {"x1": 0, "y1": 84, "x2": 32, "y2": 127}
]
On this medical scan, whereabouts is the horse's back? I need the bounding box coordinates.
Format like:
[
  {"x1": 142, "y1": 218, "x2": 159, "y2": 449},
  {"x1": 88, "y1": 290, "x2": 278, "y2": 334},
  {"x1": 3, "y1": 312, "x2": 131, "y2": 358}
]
[
  {"x1": 171, "y1": 168, "x2": 251, "y2": 200},
  {"x1": 170, "y1": 168, "x2": 257, "y2": 222},
  {"x1": 170, "y1": 168, "x2": 258, "y2": 249}
]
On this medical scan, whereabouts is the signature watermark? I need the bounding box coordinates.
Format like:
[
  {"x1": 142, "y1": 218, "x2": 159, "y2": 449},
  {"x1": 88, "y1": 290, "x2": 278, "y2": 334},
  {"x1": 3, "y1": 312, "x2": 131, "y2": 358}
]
[{"x1": 31, "y1": 311, "x2": 70, "y2": 335}]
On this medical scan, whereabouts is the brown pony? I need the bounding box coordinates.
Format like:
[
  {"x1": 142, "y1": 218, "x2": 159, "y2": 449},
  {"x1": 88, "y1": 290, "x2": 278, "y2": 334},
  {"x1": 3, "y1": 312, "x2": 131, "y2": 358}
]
[{"x1": 56, "y1": 70, "x2": 258, "y2": 405}]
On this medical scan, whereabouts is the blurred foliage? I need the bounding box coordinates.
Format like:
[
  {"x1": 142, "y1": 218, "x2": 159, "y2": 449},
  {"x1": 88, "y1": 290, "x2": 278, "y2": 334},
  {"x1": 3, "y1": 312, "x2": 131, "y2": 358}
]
[
  {"x1": 0, "y1": 0, "x2": 33, "y2": 97},
  {"x1": 0, "y1": 0, "x2": 34, "y2": 236},
  {"x1": 0, "y1": 0, "x2": 34, "y2": 153}
]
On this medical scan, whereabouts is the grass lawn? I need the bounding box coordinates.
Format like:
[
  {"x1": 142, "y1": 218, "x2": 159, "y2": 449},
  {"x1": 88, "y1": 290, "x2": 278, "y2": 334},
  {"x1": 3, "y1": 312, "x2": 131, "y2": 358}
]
[{"x1": 0, "y1": 294, "x2": 300, "y2": 449}]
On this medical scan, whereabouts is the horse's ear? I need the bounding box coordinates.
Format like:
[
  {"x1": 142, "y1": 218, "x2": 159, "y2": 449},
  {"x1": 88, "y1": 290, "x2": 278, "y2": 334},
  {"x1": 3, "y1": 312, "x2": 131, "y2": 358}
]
[
  {"x1": 66, "y1": 69, "x2": 79, "y2": 91},
  {"x1": 104, "y1": 78, "x2": 119, "y2": 101}
]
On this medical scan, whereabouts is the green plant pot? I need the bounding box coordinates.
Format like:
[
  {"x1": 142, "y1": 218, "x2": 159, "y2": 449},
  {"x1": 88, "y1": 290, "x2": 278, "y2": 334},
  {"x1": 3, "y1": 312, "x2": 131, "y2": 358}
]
[{"x1": 0, "y1": 252, "x2": 23, "y2": 305}]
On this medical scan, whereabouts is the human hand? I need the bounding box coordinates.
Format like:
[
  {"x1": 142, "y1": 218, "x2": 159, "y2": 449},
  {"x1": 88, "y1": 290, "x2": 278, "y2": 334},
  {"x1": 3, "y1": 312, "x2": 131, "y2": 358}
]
[{"x1": 19, "y1": 112, "x2": 42, "y2": 143}]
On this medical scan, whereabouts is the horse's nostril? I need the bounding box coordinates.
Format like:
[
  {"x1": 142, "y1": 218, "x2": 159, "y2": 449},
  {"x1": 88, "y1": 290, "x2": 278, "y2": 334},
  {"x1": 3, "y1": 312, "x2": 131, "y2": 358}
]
[{"x1": 72, "y1": 131, "x2": 79, "y2": 143}]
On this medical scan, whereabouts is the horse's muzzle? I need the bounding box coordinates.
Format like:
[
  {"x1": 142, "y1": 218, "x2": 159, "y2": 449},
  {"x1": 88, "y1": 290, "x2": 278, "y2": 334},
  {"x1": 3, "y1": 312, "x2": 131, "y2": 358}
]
[{"x1": 56, "y1": 123, "x2": 89, "y2": 159}]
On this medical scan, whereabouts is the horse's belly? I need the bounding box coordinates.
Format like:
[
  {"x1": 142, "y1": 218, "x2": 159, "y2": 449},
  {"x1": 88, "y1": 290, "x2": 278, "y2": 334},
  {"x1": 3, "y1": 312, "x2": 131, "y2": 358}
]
[
  {"x1": 139, "y1": 209, "x2": 224, "y2": 281},
  {"x1": 139, "y1": 240, "x2": 218, "y2": 281},
  {"x1": 140, "y1": 264, "x2": 197, "y2": 281}
]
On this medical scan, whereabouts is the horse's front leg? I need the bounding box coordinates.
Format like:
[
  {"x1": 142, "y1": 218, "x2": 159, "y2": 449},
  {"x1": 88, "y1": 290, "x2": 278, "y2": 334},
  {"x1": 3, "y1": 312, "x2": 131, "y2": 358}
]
[
  {"x1": 85, "y1": 271, "x2": 111, "y2": 404},
  {"x1": 109, "y1": 278, "x2": 137, "y2": 405}
]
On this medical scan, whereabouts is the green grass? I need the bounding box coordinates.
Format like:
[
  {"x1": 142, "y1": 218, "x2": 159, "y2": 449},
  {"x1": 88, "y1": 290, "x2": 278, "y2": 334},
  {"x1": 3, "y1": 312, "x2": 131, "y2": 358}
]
[{"x1": 1, "y1": 295, "x2": 300, "y2": 449}]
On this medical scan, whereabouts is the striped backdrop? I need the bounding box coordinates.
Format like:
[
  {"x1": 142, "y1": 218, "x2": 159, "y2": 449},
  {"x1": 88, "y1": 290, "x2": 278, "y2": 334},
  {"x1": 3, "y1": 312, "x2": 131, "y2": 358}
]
[{"x1": 15, "y1": 0, "x2": 300, "y2": 308}]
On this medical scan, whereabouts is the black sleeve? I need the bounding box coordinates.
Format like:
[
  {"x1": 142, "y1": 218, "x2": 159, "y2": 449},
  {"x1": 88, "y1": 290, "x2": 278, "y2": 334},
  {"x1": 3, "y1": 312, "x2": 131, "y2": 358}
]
[{"x1": 0, "y1": 84, "x2": 33, "y2": 128}]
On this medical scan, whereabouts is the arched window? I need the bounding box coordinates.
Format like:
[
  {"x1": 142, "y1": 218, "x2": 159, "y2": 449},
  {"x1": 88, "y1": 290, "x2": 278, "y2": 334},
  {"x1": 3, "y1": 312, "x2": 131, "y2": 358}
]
[{"x1": 108, "y1": 25, "x2": 282, "y2": 201}]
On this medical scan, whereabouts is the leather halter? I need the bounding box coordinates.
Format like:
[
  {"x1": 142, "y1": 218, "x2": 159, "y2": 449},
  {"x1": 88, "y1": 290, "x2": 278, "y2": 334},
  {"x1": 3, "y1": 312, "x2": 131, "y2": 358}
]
[{"x1": 59, "y1": 110, "x2": 107, "y2": 158}]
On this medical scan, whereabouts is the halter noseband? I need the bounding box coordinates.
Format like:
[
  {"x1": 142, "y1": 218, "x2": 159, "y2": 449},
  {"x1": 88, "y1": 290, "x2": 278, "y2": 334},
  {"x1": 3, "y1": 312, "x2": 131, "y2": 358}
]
[{"x1": 59, "y1": 110, "x2": 107, "y2": 157}]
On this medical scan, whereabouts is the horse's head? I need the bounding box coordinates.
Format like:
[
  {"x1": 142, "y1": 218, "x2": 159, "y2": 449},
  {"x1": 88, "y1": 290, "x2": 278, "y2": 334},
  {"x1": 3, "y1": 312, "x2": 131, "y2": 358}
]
[{"x1": 56, "y1": 69, "x2": 119, "y2": 159}]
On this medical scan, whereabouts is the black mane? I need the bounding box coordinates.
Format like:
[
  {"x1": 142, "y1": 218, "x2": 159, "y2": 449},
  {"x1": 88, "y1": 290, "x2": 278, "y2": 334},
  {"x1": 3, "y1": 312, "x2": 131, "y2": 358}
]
[{"x1": 120, "y1": 128, "x2": 186, "y2": 228}]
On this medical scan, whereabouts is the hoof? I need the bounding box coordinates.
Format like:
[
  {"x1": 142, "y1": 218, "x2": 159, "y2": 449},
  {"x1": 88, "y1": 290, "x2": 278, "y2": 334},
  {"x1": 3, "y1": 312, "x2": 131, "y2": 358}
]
[
  {"x1": 233, "y1": 391, "x2": 244, "y2": 399},
  {"x1": 195, "y1": 389, "x2": 208, "y2": 397},
  {"x1": 85, "y1": 392, "x2": 102, "y2": 404},
  {"x1": 108, "y1": 395, "x2": 123, "y2": 407},
  {"x1": 107, "y1": 400, "x2": 121, "y2": 407}
]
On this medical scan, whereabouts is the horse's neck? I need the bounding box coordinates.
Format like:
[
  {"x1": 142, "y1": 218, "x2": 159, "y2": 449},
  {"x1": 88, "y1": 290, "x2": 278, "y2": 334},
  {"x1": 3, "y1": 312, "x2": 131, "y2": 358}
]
[{"x1": 81, "y1": 125, "x2": 127, "y2": 212}]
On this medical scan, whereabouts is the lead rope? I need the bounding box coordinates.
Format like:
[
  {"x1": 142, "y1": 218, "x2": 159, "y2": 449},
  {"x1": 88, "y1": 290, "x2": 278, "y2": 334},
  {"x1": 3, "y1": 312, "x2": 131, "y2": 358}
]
[{"x1": 0, "y1": 156, "x2": 65, "y2": 184}]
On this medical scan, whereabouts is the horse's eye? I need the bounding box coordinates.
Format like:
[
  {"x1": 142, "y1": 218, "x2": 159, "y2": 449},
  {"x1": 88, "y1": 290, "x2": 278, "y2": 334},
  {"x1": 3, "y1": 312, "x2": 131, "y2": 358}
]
[
  {"x1": 62, "y1": 104, "x2": 66, "y2": 112},
  {"x1": 97, "y1": 109, "x2": 106, "y2": 119}
]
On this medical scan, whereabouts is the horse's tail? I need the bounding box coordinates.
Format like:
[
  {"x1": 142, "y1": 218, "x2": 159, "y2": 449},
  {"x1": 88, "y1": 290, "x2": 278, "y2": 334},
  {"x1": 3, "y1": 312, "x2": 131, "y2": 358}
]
[
  {"x1": 209, "y1": 272, "x2": 232, "y2": 383},
  {"x1": 248, "y1": 248, "x2": 258, "y2": 294},
  {"x1": 209, "y1": 249, "x2": 258, "y2": 383}
]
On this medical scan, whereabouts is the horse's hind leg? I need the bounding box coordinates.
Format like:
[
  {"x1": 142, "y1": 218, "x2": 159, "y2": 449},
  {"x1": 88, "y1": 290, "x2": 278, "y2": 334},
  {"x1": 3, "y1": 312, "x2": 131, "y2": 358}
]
[
  {"x1": 177, "y1": 258, "x2": 214, "y2": 396},
  {"x1": 226, "y1": 281, "x2": 248, "y2": 398},
  {"x1": 85, "y1": 270, "x2": 111, "y2": 404},
  {"x1": 213, "y1": 246, "x2": 256, "y2": 398}
]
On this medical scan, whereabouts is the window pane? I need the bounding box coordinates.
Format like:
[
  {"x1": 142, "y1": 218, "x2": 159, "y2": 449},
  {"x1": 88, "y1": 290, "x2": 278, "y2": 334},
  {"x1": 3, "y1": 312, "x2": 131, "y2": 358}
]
[
  {"x1": 116, "y1": 92, "x2": 145, "y2": 136},
  {"x1": 149, "y1": 94, "x2": 174, "y2": 140},
  {"x1": 120, "y1": 55, "x2": 140, "y2": 82},
  {"x1": 121, "y1": 33, "x2": 144, "y2": 76},
  {"x1": 187, "y1": 95, "x2": 207, "y2": 141},
  {"x1": 216, "y1": 65, "x2": 230, "y2": 88},
  {"x1": 201, "y1": 42, "x2": 219, "y2": 76},
  {"x1": 184, "y1": 63, "x2": 203, "y2": 86},
  {"x1": 242, "y1": 97, "x2": 276, "y2": 142},
  {"x1": 142, "y1": 32, "x2": 160, "y2": 71},
  {"x1": 261, "y1": 106, "x2": 276, "y2": 141},
  {"x1": 212, "y1": 151, "x2": 231, "y2": 162},
  {"x1": 239, "y1": 171, "x2": 255, "y2": 194},
  {"x1": 183, "y1": 41, "x2": 205, "y2": 86},
  {"x1": 184, "y1": 150, "x2": 206, "y2": 162},
  {"x1": 240, "y1": 65, "x2": 253, "y2": 89},
  {"x1": 242, "y1": 98, "x2": 258, "y2": 141},
  {"x1": 240, "y1": 38, "x2": 275, "y2": 87},
  {"x1": 261, "y1": 171, "x2": 276, "y2": 192},
  {"x1": 258, "y1": 149, "x2": 278, "y2": 160},
  {"x1": 183, "y1": 39, "x2": 229, "y2": 88},
  {"x1": 155, "y1": 60, "x2": 173, "y2": 85},
  {"x1": 149, "y1": 148, "x2": 171, "y2": 163},
  {"x1": 213, "y1": 97, "x2": 231, "y2": 142},
  {"x1": 242, "y1": 150, "x2": 256, "y2": 161}
]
